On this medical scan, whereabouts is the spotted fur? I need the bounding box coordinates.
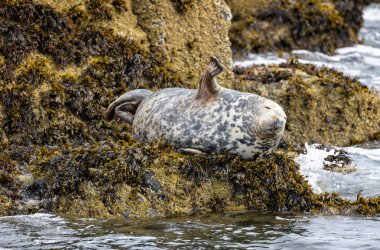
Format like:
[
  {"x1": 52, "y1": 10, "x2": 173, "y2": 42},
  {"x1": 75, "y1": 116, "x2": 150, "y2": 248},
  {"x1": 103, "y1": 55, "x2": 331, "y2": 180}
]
[{"x1": 106, "y1": 57, "x2": 286, "y2": 159}]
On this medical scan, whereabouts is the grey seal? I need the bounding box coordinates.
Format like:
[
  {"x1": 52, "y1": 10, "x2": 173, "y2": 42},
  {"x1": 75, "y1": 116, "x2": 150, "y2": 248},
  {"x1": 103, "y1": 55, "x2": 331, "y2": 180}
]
[{"x1": 105, "y1": 56, "x2": 286, "y2": 159}]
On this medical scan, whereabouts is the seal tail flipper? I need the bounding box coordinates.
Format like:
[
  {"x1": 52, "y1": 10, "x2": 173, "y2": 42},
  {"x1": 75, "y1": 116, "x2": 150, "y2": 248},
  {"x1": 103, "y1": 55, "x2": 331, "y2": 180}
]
[
  {"x1": 196, "y1": 56, "x2": 224, "y2": 101},
  {"x1": 104, "y1": 89, "x2": 152, "y2": 124}
]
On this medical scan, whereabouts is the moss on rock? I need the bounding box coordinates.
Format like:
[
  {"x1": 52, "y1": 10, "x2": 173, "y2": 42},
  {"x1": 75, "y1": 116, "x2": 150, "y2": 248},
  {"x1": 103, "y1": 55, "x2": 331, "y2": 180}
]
[
  {"x1": 234, "y1": 58, "x2": 380, "y2": 146},
  {"x1": 2, "y1": 142, "x2": 314, "y2": 218},
  {"x1": 0, "y1": 0, "x2": 379, "y2": 219},
  {"x1": 227, "y1": 0, "x2": 364, "y2": 57},
  {"x1": 312, "y1": 193, "x2": 380, "y2": 216}
]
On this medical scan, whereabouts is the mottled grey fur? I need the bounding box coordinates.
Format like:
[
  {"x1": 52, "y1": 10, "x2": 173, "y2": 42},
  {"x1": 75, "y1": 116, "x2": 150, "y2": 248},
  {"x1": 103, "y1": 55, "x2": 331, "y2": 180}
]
[{"x1": 106, "y1": 57, "x2": 286, "y2": 159}]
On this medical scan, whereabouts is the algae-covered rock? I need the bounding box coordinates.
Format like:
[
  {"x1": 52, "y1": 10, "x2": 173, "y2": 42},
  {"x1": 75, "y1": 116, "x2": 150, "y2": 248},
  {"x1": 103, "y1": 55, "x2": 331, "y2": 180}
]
[
  {"x1": 312, "y1": 193, "x2": 380, "y2": 216},
  {"x1": 234, "y1": 59, "x2": 380, "y2": 146},
  {"x1": 2, "y1": 142, "x2": 314, "y2": 218},
  {"x1": 0, "y1": 0, "x2": 379, "y2": 218},
  {"x1": 227, "y1": 0, "x2": 364, "y2": 56},
  {"x1": 133, "y1": 0, "x2": 234, "y2": 87},
  {"x1": 0, "y1": 0, "x2": 312, "y2": 218},
  {"x1": 0, "y1": 0, "x2": 231, "y2": 217}
]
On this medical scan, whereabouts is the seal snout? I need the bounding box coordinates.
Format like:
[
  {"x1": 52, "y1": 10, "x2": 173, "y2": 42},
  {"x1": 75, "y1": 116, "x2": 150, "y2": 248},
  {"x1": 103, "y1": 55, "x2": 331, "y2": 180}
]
[
  {"x1": 273, "y1": 117, "x2": 285, "y2": 131},
  {"x1": 258, "y1": 100, "x2": 286, "y2": 137}
]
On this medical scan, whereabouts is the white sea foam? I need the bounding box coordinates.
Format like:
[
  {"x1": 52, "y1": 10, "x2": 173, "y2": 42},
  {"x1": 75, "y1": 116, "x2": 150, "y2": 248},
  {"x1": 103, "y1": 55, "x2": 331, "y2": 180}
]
[
  {"x1": 363, "y1": 4, "x2": 380, "y2": 22},
  {"x1": 296, "y1": 144, "x2": 380, "y2": 199},
  {"x1": 234, "y1": 54, "x2": 285, "y2": 67}
]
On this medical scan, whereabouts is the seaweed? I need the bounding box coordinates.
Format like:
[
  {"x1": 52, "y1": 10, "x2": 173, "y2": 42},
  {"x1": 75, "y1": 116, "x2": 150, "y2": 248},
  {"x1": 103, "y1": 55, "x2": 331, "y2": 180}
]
[
  {"x1": 170, "y1": 0, "x2": 194, "y2": 13},
  {"x1": 312, "y1": 192, "x2": 380, "y2": 216},
  {"x1": 0, "y1": 0, "x2": 378, "y2": 218},
  {"x1": 233, "y1": 58, "x2": 380, "y2": 146},
  {"x1": 228, "y1": 0, "x2": 364, "y2": 56}
]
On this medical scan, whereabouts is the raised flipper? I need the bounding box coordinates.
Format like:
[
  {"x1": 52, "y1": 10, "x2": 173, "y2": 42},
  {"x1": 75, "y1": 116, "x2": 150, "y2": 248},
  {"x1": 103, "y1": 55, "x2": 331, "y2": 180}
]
[
  {"x1": 196, "y1": 56, "x2": 224, "y2": 102},
  {"x1": 104, "y1": 89, "x2": 152, "y2": 125},
  {"x1": 178, "y1": 148, "x2": 205, "y2": 155}
]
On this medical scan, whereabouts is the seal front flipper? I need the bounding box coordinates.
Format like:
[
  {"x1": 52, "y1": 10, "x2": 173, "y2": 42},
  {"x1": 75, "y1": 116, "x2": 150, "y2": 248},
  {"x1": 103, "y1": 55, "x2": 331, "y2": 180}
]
[
  {"x1": 104, "y1": 89, "x2": 152, "y2": 125},
  {"x1": 178, "y1": 148, "x2": 205, "y2": 155},
  {"x1": 196, "y1": 56, "x2": 224, "y2": 102},
  {"x1": 114, "y1": 101, "x2": 138, "y2": 124}
]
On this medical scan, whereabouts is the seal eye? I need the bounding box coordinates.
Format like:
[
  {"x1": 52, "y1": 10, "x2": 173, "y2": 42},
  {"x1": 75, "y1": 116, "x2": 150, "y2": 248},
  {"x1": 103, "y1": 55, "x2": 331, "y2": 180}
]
[{"x1": 265, "y1": 106, "x2": 271, "y2": 109}]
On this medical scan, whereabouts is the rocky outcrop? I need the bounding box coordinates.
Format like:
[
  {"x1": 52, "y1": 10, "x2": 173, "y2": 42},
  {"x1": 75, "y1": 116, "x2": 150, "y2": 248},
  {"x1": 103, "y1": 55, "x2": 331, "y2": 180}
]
[
  {"x1": 1, "y1": 144, "x2": 313, "y2": 218},
  {"x1": 0, "y1": 0, "x2": 233, "y2": 217},
  {"x1": 234, "y1": 59, "x2": 380, "y2": 146},
  {"x1": 133, "y1": 0, "x2": 234, "y2": 87},
  {"x1": 227, "y1": 0, "x2": 364, "y2": 57},
  {"x1": 1, "y1": 0, "x2": 379, "y2": 218}
]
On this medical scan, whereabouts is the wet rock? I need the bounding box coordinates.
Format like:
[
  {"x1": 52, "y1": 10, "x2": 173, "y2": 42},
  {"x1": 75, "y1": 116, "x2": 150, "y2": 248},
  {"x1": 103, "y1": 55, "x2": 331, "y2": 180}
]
[
  {"x1": 312, "y1": 192, "x2": 380, "y2": 216},
  {"x1": 26, "y1": 180, "x2": 48, "y2": 200},
  {"x1": 226, "y1": 0, "x2": 364, "y2": 57},
  {"x1": 321, "y1": 147, "x2": 357, "y2": 174},
  {"x1": 133, "y1": 0, "x2": 234, "y2": 87},
  {"x1": 234, "y1": 59, "x2": 380, "y2": 146},
  {"x1": 142, "y1": 170, "x2": 166, "y2": 200}
]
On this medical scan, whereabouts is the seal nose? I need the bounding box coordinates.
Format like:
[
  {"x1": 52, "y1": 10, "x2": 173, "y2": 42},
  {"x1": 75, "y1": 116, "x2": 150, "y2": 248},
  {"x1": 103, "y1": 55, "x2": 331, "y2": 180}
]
[
  {"x1": 266, "y1": 116, "x2": 285, "y2": 134},
  {"x1": 273, "y1": 117, "x2": 285, "y2": 131}
]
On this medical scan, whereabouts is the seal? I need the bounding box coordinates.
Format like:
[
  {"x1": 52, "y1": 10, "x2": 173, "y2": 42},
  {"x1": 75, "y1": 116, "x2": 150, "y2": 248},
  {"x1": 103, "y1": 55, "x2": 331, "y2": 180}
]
[{"x1": 105, "y1": 56, "x2": 286, "y2": 159}]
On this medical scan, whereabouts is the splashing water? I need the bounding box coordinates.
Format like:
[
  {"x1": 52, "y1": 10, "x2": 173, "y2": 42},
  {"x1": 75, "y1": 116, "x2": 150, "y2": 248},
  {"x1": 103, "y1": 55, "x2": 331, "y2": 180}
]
[
  {"x1": 296, "y1": 144, "x2": 380, "y2": 200},
  {"x1": 1, "y1": 213, "x2": 379, "y2": 250}
]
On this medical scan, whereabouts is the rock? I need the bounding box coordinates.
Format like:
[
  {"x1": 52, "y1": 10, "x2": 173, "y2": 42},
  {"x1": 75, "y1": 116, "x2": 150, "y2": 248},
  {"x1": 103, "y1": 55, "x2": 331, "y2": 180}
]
[
  {"x1": 312, "y1": 192, "x2": 380, "y2": 216},
  {"x1": 319, "y1": 146, "x2": 357, "y2": 174},
  {"x1": 1, "y1": 144, "x2": 315, "y2": 218},
  {"x1": 226, "y1": 0, "x2": 364, "y2": 56},
  {"x1": 0, "y1": 0, "x2": 379, "y2": 218},
  {"x1": 133, "y1": 0, "x2": 234, "y2": 87},
  {"x1": 234, "y1": 59, "x2": 380, "y2": 146}
]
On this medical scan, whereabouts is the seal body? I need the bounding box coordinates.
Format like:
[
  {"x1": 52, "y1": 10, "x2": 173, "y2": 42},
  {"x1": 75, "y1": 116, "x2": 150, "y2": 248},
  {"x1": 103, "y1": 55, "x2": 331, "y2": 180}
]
[
  {"x1": 133, "y1": 88, "x2": 285, "y2": 159},
  {"x1": 105, "y1": 57, "x2": 286, "y2": 159}
]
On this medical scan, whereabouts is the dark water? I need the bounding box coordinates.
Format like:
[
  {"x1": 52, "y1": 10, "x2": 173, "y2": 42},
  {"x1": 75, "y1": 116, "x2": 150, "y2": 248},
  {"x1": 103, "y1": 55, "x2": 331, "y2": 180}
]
[{"x1": 0, "y1": 213, "x2": 379, "y2": 249}]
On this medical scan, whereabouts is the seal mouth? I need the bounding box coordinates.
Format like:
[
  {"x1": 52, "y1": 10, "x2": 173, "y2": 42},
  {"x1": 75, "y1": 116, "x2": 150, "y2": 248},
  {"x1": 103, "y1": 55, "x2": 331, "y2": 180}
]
[{"x1": 258, "y1": 115, "x2": 286, "y2": 138}]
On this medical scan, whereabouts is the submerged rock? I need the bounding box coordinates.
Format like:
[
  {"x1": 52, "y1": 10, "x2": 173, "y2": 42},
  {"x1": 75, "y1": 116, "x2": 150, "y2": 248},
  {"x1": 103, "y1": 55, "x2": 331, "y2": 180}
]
[{"x1": 319, "y1": 146, "x2": 357, "y2": 174}]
